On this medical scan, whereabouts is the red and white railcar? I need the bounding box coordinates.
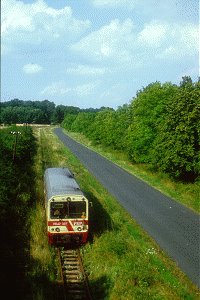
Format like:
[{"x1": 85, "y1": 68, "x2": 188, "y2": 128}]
[{"x1": 44, "y1": 167, "x2": 89, "y2": 245}]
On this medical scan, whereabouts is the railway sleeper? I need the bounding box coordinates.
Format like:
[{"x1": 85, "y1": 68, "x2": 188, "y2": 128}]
[
  {"x1": 64, "y1": 265, "x2": 80, "y2": 270},
  {"x1": 65, "y1": 269, "x2": 82, "y2": 273},
  {"x1": 64, "y1": 262, "x2": 79, "y2": 266},
  {"x1": 64, "y1": 257, "x2": 78, "y2": 261},
  {"x1": 66, "y1": 279, "x2": 84, "y2": 284},
  {"x1": 65, "y1": 274, "x2": 83, "y2": 279},
  {"x1": 63, "y1": 256, "x2": 79, "y2": 260},
  {"x1": 65, "y1": 278, "x2": 84, "y2": 283},
  {"x1": 65, "y1": 275, "x2": 83, "y2": 280},
  {"x1": 62, "y1": 251, "x2": 78, "y2": 254},
  {"x1": 64, "y1": 267, "x2": 80, "y2": 272}
]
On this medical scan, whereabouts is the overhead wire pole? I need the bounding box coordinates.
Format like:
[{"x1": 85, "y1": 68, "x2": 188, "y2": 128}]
[{"x1": 10, "y1": 131, "x2": 21, "y2": 161}]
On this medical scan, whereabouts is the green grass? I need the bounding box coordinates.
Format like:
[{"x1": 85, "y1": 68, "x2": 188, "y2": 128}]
[
  {"x1": 63, "y1": 130, "x2": 200, "y2": 214},
  {"x1": 28, "y1": 126, "x2": 64, "y2": 299},
  {"x1": 30, "y1": 126, "x2": 200, "y2": 299}
]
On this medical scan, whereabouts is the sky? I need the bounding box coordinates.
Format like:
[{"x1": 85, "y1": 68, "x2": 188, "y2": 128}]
[{"x1": 1, "y1": 0, "x2": 199, "y2": 109}]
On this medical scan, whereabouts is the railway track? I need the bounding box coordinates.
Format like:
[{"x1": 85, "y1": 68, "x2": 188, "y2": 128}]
[{"x1": 58, "y1": 247, "x2": 92, "y2": 300}]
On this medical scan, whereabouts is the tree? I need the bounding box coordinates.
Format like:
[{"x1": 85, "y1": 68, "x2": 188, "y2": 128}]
[
  {"x1": 52, "y1": 105, "x2": 66, "y2": 124},
  {"x1": 152, "y1": 77, "x2": 200, "y2": 181},
  {"x1": 0, "y1": 107, "x2": 19, "y2": 124},
  {"x1": 126, "y1": 82, "x2": 178, "y2": 162},
  {"x1": 71, "y1": 112, "x2": 96, "y2": 136},
  {"x1": 0, "y1": 100, "x2": 55, "y2": 124},
  {"x1": 62, "y1": 114, "x2": 77, "y2": 130},
  {"x1": 112, "y1": 104, "x2": 131, "y2": 150},
  {"x1": 36, "y1": 100, "x2": 55, "y2": 123},
  {"x1": 89, "y1": 109, "x2": 115, "y2": 145}
]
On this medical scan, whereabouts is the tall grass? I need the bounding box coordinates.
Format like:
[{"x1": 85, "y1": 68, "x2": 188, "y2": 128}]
[
  {"x1": 28, "y1": 126, "x2": 64, "y2": 299},
  {"x1": 30, "y1": 126, "x2": 199, "y2": 299}
]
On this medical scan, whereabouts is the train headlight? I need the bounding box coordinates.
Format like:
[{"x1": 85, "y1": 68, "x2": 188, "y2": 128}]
[
  {"x1": 77, "y1": 227, "x2": 82, "y2": 231},
  {"x1": 55, "y1": 227, "x2": 60, "y2": 232}
]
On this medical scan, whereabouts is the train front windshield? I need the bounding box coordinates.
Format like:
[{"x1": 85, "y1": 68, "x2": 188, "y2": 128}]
[{"x1": 50, "y1": 201, "x2": 86, "y2": 219}]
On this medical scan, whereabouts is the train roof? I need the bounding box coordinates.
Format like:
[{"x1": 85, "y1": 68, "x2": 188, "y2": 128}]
[{"x1": 44, "y1": 167, "x2": 84, "y2": 200}]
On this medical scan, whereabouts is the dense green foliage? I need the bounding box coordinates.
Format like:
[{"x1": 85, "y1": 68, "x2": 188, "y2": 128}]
[
  {"x1": 152, "y1": 78, "x2": 200, "y2": 181},
  {"x1": 0, "y1": 98, "x2": 104, "y2": 125},
  {"x1": 62, "y1": 77, "x2": 200, "y2": 181},
  {"x1": 1, "y1": 77, "x2": 199, "y2": 181},
  {"x1": 0, "y1": 126, "x2": 37, "y2": 298},
  {"x1": 126, "y1": 82, "x2": 179, "y2": 163},
  {"x1": 0, "y1": 99, "x2": 56, "y2": 124}
]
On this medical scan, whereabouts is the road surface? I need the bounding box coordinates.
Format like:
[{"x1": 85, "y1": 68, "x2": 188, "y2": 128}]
[{"x1": 54, "y1": 128, "x2": 200, "y2": 288}]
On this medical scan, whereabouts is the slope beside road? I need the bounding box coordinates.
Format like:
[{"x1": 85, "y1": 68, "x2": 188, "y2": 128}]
[{"x1": 54, "y1": 128, "x2": 200, "y2": 288}]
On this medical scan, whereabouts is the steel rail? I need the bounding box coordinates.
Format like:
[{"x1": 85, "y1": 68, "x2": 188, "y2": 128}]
[{"x1": 59, "y1": 247, "x2": 92, "y2": 300}]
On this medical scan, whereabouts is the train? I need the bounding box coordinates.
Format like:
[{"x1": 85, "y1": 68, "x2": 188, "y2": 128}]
[{"x1": 44, "y1": 167, "x2": 89, "y2": 245}]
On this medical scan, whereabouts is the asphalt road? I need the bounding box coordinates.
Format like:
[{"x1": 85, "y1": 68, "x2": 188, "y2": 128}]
[{"x1": 54, "y1": 128, "x2": 200, "y2": 288}]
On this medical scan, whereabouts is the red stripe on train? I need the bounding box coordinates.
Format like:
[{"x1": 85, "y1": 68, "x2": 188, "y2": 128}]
[
  {"x1": 48, "y1": 220, "x2": 74, "y2": 231},
  {"x1": 48, "y1": 220, "x2": 88, "y2": 226}
]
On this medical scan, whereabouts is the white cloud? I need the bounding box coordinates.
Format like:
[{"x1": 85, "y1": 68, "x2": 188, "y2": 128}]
[
  {"x1": 2, "y1": 0, "x2": 34, "y2": 35},
  {"x1": 66, "y1": 65, "x2": 107, "y2": 76},
  {"x1": 156, "y1": 23, "x2": 199, "y2": 59},
  {"x1": 137, "y1": 20, "x2": 199, "y2": 55},
  {"x1": 92, "y1": 0, "x2": 137, "y2": 9},
  {"x1": 159, "y1": 46, "x2": 178, "y2": 57},
  {"x1": 138, "y1": 21, "x2": 167, "y2": 47},
  {"x1": 71, "y1": 17, "x2": 198, "y2": 72},
  {"x1": 23, "y1": 63, "x2": 43, "y2": 74},
  {"x1": 2, "y1": 0, "x2": 91, "y2": 53},
  {"x1": 41, "y1": 81, "x2": 71, "y2": 96},
  {"x1": 75, "y1": 82, "x2": 99, "y2": 97},
  {"x1": 71, "y1": 19, "x2": 137, "y2": 65},
  {"x1": 41, "y1": 80, "x2": 99, "y2": 98}
]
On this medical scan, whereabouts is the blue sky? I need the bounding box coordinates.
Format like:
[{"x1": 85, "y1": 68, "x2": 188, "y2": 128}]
[{"x1": 1, "y1": 0, "x2": 199, "y2": 109}]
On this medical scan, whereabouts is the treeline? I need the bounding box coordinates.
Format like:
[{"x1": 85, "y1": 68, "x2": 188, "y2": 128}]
[
  {"x1": 0, "y1": 126, "x2": 37, "y2": 298},
  {"x1": 0, "y1": 99, "x2": 105, "y2": 125},
  {"x1": 62, "y1": 77, "x2": 200, "y2": 182},
  {"x1": 1, "y1": 77, "x2": 199, "y2": 181}
]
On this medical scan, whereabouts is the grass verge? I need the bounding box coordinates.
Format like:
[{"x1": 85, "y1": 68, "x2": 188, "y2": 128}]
[{"x1": 31, "y1": 126, "x2": 199, "y2": 299}]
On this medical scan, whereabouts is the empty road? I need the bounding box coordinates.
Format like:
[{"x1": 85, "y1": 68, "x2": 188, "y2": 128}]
[{"x1": 55, "y1": 128, "x2": 200, "y2": 288}]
